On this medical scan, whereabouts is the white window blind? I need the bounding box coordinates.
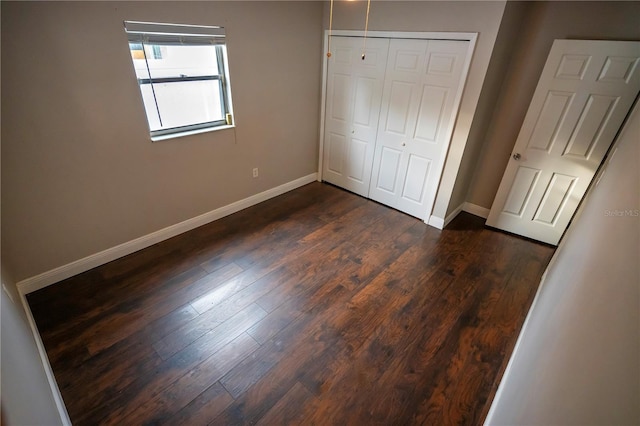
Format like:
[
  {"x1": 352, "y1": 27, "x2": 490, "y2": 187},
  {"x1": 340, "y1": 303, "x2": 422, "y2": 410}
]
[{"x1": 124, "y1": 21, "x2": 226, "y2": 46}]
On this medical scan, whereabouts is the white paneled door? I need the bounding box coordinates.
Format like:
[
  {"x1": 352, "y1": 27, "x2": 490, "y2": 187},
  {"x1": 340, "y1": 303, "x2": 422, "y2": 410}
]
[
  {"x1": 487, "y1": 40, "x2": 640, "y2": 245},
  {"x1": 369, "y1": 39, "x2": 469, "y2": 219},
  {"x1": 322, "y1": 37, "x2": 389, "y2": 197},
  {"x1": 322, "y1": 35, "x2": 471, "y2": 221}
]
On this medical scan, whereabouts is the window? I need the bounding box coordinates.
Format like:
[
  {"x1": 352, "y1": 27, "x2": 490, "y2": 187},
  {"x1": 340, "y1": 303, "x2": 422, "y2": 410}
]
[{"x1": 124, "y1": 21, "x2": 234, "y2": 139}]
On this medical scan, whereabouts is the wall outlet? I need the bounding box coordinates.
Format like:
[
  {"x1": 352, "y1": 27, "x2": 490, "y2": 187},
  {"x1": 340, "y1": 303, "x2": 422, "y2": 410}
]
[{"x1": 252, "y1": 168, "x2": 259, "y2": 178}]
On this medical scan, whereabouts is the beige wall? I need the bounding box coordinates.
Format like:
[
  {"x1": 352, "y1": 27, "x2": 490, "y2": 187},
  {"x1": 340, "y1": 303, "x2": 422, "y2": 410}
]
[
  {"x1": 322, "y1": 1, "x2": 506, "y2": 221},
  {"x1": 1, "y1": 1, "x2": 323, "y2": 281},
  {"x1": 466, "y1": 1, "x2": 640, "y2": 210},
  {"x1": 486, "y1": 99, "x2": 640, "y2": 426},
  {"x1": 447, "y1": 0, "x2": 531, "y2": 214}
]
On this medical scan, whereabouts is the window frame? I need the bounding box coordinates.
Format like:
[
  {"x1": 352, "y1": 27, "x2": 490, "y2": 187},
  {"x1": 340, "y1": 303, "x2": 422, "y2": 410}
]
[{"x1": 124, "y1": 21, "x2": 234, "y2": 140}]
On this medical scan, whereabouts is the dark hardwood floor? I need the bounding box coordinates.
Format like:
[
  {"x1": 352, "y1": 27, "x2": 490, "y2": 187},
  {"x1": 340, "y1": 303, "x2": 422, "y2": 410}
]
[{"x1": 28, "y1": 182, "x2": 554, "y2": 425}]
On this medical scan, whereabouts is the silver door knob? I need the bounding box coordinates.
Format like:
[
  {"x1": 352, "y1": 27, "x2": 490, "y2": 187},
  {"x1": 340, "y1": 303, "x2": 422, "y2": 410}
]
[{"x1": 513, "y1": 153, "x2": 521, "y2": 160}]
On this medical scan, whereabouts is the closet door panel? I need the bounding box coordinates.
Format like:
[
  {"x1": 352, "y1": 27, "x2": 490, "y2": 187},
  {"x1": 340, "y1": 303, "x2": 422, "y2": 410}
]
[
  {"x1": 328, "y1": 73, "x2": 351, "y2": 123},
  {"x1": 370, "y1": 39, "x2": 469, "y2": 219},
  {"x1": 399, "y1": 40, "x2": 468, "y2": 219},
  {"x1": 401, "y1": 154, "x2": 432, "y2": 204},
  {"x1": 326, "y1": 132, "x2": 346, "y2": 174},
  {"x1": 385, "y1": 81, "x2": 415, "y2": 135},
  {"x1": 322, "y1": 36, "x2": 389, "y2": 196},
  {"x1": 414, "y1": 85, "x2": 448, "y2": 143},
  {"x1": 372, "y1": 146, "x2": 403, "y2": 206},
  {"x1": 370, "y1": 39, "x2": 426, "y2": 213}
]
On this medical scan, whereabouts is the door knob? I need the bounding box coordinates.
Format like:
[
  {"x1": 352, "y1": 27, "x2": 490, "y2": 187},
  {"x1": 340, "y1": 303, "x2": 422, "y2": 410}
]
[{"x1": 512, "y1": 153, "x2": 521, "y2": 160}]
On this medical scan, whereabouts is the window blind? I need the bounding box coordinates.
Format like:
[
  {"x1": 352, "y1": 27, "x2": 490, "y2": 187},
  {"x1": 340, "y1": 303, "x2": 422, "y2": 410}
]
[{"x1": 124, "y1": 21, "x2": 226, "y2": 46}]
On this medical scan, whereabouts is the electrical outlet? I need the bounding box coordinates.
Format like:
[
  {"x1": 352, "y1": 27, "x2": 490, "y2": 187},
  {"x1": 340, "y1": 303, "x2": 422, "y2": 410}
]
[{"x1": 252, "y1": 168, "x2": 259, "y2": 178}]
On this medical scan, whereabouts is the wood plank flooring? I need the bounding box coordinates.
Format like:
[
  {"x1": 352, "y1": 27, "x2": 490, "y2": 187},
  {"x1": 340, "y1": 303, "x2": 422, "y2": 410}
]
[{"x1": 27, "y1": 182, "x2": 554, "y2": 425}]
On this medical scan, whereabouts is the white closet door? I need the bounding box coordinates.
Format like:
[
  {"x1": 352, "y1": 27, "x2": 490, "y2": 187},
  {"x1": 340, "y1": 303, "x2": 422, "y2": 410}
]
[
  {"x1": 369, "y1": 39, "x2": 469, "y2": 219},
  {"x1": 322, "y1": 36, "x2": 389, "y2": 196}
]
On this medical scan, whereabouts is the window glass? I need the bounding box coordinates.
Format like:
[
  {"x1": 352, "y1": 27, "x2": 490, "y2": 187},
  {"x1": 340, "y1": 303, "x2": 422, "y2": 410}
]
[{"x1": 125, "y1": 22, "x2": 233, "y2": 138}]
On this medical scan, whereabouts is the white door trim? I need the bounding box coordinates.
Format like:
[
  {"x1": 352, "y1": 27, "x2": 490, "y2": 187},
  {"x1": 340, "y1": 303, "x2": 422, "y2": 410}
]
[{"x1": 318, "y1": 30, "x2": 478, "y2": 225}]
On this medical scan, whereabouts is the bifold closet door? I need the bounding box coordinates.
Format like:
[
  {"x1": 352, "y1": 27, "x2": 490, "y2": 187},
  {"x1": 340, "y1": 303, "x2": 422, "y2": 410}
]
[
  {"x1": 369, "y1": 39, "x2": 469, "y2": 219},
  {"x1": 322, "y1": 37, "x2": 389, "y2": 197}
]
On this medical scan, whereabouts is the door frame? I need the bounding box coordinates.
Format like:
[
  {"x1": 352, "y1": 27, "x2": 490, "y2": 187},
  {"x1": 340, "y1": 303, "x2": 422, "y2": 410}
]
[{"x1": 318, "y1": 30, "x2": 477, "y2": 227}]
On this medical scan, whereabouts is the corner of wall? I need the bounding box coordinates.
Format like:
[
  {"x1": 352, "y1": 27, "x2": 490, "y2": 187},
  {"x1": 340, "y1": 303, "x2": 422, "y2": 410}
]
[
  {"x1": 1, "y1": 262, "x2": 24, "y2": 320},
  {"x1": 1, "y1": 270, "x2": 71, "y2": 425},
  {"x1": 461, "y1": 1, "x2": 534, "y2": 211},
  {"x1": 433, "y1": 1, "x2": 508, "y2": 220}
]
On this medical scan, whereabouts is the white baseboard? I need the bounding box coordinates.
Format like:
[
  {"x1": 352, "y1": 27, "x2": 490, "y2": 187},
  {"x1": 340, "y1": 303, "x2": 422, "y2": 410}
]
[
  {"x1": 444, "y1": 203, "x2": 465, "y2": 227},
  {"x1": 430, "y1": 202, "x2": 490, "y2": 230},
  {"x1": 16, "y1": 290, "x2": 72, "y2": 426},
  {"x1": 462, "y1": 202, "x2": 490, "y2": 219},
  {"x1": 427, "y1": 215, "x2": 445, "y2": 230},
  {"x1": 17, "y1": 173, "x2": 318, "y2": 295}
]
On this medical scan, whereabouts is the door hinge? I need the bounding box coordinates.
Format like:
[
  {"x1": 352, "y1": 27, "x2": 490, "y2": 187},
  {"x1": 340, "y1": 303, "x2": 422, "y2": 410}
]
[{"x1": 225, "y1": 113, "x2": 233, "y2": 126}]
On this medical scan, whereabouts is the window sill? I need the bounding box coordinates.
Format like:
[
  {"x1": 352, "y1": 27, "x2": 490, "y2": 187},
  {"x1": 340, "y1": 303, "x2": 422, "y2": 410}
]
[{"x1": 151, "y1": 124, "x2": 235, "y2": 142}]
